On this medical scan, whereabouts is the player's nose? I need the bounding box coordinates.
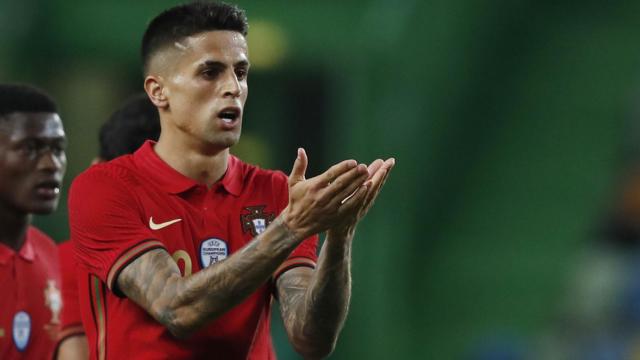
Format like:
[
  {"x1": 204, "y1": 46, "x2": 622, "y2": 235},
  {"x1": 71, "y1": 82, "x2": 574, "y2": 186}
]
[
  {"x1": 222, "y1": 71, "x2": 242, "y2": 98},
  {"x1": 37, "y1": 149, "x2": 66, "y2": 173}
]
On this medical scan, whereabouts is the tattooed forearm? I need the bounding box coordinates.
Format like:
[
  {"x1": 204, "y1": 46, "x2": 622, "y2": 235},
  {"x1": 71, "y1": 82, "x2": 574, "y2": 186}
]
[
  {"x1": 117, "y1": 248, "x2": 182, "y2": 331},
  {"x1": 117, "y1": 216, "x2": 301, "y2": 338},
  {"x1": 275, "y1": 157, "x2": 393, "y2": 357},
  {"x1": 277, "y1": 236, "x2": 353, "y2": 359},
  {"x1": 278, "y1": 269, "x2": 311, "y2": 327}
]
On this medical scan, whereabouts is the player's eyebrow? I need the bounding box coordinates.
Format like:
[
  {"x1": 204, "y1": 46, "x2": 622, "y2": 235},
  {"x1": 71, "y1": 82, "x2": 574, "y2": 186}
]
[
  {"x1": 198, "y1": 60, "x2": 227, "y2": 71},
  {"x1": 234, "y1": 60, "x2": 250, "y2": 69},
  {"x1": 198, "y1": 60, "x2": 250, "y2": 68}
]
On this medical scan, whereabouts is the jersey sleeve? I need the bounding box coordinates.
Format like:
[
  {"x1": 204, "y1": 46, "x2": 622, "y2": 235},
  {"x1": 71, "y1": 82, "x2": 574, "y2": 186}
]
[
  {"x1": 270, "y1": 171, "x2": 318, "y2": 280},
  {"x1": 68, "y1": 166, "x2": 166, "y2": 293}
]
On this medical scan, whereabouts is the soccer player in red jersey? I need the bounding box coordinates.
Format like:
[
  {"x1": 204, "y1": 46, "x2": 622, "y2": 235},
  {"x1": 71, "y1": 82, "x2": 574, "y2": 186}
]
[
  {"x1": 0, "y1": 84, "x2": 67, "y2": 359},
  {"x1": 56, "y1": 93, "x2": 160, "y2": 360},
  {"x1": 69, "y1": 2, "x2": 394, "y2": 359}
]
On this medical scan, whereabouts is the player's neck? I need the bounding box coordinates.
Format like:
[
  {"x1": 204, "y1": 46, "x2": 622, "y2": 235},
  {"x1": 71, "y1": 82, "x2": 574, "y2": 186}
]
[
  {"x1": 155, "y1": 135, "x2": 229, "y2": 187},
  {"x1": 0, "y1": 207, "x2": 30, "y2": 251}
]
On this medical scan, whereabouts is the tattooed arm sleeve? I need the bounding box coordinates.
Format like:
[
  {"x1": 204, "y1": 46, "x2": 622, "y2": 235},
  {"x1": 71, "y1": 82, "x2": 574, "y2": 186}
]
[
  {"x1": 116, "y1": 216, "x2": 299, "y2": 338},
  {"x1": 276, "y1": 236, "x2": 352, "y2": 359}
]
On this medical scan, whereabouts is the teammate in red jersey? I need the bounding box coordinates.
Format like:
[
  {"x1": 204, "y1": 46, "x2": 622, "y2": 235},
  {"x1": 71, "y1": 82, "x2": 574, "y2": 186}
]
[
  {"x1": 69, "y1": 2, "x2": 394, "y2": 359},
  {"x1": 0, "y1": 84, "x2": 67, "y2": 359},
  {"x1": 56, "y1": 93, "x2": 160, "y2": 359}
]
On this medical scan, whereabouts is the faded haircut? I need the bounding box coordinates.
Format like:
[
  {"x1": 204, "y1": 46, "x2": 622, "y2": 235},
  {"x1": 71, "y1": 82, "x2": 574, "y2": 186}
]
[{"x1": 141, "y1": 1, "x2": 248, "y2": 74}]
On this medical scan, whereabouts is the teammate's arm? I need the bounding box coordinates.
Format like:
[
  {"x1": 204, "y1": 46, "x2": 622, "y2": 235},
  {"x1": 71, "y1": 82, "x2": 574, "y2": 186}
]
[
  {"x1": 116, "y1": 150, "x2": 370, "y2": 338},
  {"x1": 57, "y1": 335, "x2": 89, "y2": 360},
  {"x1": 276, "y1": 158, "x2": 394, "y2": 359}
]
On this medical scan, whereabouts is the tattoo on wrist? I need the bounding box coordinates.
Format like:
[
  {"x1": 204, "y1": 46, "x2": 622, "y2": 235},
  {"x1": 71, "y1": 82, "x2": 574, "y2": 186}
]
[{"x1": 272, "y1": 215, "x2": 299, "y2": 242}]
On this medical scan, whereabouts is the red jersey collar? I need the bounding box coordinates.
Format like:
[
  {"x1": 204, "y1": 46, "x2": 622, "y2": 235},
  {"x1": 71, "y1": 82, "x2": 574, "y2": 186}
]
[
  {"x1": 0, "y1": 231, "x2": 35, "y2": 265},
  {"x1": 133, "y1": 140, "x2": 243, "y2": 196}
]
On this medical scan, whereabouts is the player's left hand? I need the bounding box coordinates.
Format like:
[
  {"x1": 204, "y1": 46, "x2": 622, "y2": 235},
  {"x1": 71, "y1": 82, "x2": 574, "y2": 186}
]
[{"x1": 327, "y1": 157, "x2": 395, "y2": 239}]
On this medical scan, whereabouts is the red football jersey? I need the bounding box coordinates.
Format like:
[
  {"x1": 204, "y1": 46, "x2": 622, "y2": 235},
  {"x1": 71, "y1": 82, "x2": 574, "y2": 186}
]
[
  {"x1": 0, "y1": 226, "x2": 61, "y2": 359},
  {"x1": 69, "y1": 141, "x2": 318, "y2": 360},
  {"x1": 56, "y1": 241, "x2": 84, "y2": 344}
]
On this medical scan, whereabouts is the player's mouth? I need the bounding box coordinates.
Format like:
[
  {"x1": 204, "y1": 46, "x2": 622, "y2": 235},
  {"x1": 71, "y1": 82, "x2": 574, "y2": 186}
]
[
  {"x1": 217, "y1": 107, "x2": 241, "y2": 128},
  {"x1": 34, "y1": 179, "x2": 61, "y2": 200}
]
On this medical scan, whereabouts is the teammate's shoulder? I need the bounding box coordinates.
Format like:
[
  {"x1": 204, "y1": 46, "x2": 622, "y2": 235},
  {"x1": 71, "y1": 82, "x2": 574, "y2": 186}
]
[
  {"x1": 58, "y1": 240, "x2": 72, "y2": 251},
  {"x1": 57, "y1": 240, "x2": 75, "y2": 263},
  {"x1": 26, "y1": 226, "x2": 60, "y2": 271}
]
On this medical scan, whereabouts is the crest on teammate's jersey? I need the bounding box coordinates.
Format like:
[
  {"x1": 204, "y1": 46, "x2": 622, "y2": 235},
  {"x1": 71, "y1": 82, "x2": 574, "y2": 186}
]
[
  {"x1": 241, "y1": 205, "x2": 275, "y2": 236},
  {"x1": 44, "y1": 280, "x2": 62, "y2": 324}
]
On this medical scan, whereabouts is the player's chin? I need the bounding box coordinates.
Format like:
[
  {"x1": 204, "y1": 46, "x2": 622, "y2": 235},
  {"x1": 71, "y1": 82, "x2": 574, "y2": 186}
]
[
  {"x1": 28, "y1": 199, "x2": 60, "y2": 215},
  {"x1": 216, "y1": 132, "x2": 242, "y2": 148}
]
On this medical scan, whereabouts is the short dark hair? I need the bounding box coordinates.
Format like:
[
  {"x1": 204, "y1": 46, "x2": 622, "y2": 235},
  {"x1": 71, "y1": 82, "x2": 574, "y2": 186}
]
[
  {"x1": 99, "y1": 93, "x2": 160, "y2": 161},
  {"x1": 0, "y1": 83, "x2": 58, "y2": 117},
  {"x1": 141, "y1": 1, "x2": 248, "y2": 74}
]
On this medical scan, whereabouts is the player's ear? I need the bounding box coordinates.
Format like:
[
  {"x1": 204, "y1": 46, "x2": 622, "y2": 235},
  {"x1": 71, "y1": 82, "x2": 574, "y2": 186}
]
[{"x1": 144, "y1": 75, "x2": 168, "y2": 109}]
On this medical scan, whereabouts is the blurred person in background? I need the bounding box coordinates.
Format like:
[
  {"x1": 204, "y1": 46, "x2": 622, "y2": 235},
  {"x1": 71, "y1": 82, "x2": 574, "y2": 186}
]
[
  {"x1": 68, "y1": 1, "x2": 394, "y2": 359},
  {"x1": 533, "y1": 123, "x2": 640, "y2": 359},
  {"x1": 55, "y1": 93, "x2": 160, "y2": 360},
  {"x1": 0, "y1": 84, "x2": 67, "y2": 359}
]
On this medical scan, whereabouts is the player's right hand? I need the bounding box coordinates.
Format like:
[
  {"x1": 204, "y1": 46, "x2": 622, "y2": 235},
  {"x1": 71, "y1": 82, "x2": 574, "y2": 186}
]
[{"x1": 281, "y1": 148, "x2": 369, "y2": 240}]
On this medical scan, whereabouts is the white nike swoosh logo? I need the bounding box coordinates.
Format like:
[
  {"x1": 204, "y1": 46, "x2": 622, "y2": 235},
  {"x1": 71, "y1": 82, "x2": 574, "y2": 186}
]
[{"x1": 149, "y1": 217, "x2": 182, "y2": 230}]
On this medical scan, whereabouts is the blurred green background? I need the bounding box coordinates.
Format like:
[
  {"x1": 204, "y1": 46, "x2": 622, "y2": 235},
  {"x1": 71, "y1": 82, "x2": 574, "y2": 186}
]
[{"x1": 4, "y1": 0, "x2": 640, "y2": 358}]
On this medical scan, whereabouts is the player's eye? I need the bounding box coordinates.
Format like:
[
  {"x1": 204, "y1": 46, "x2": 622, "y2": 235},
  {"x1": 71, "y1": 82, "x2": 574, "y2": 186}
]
[
  {"x1": 51, "y1": 142, "x2": 66, "y2": 156},
  {"x1": 235, "y1": 68, "x2": 248, "y2": 81},
  {"x1": 201, "y1": 68, "x2": 221, "y2": 80},
  {"x1": 19, "y1": 141, "x2": 38, "y2": 156}
]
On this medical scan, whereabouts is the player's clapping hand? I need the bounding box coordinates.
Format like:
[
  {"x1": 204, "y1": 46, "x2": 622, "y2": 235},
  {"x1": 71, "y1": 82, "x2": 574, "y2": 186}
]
[
  {"x1": 327, "y1": 157, "x2": 395, "y2": 239},
  {"x1": 282, "y1": 148, "x2": 370, "y2": 240}
]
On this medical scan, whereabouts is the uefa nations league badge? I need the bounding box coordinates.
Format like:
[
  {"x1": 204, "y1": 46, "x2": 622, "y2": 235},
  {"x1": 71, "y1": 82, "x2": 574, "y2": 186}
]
[
  {"x1": 12, "y1": 311, "x2": 30, "y2": 351},
  {"x1": 199, "y1": 238, "x2": 228, "y2": 268}
]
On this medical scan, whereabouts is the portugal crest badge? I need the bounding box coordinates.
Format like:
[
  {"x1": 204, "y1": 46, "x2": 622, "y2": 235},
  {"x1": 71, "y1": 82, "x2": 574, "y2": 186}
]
[
  {"x1": 241, "y1": 205, "x2": 275, "y2": 236},
  {"x1": 44, "y1": 280, "x2": 62, "y2": 324}
]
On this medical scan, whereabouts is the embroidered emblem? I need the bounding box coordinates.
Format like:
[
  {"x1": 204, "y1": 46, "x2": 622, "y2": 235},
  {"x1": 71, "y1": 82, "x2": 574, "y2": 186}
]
[
  {"x1": 12, "y1": 311, "x2": 30, "y2": 351},
  {"x1": 241, "y1": 205, "x2": 275, "y2": 236},
  {"x1": 44, "y1": 280, "x2": 62, "y2": 324},
  {"x1": 199, "y1": 238, "x2": 228, "y2": 268}
]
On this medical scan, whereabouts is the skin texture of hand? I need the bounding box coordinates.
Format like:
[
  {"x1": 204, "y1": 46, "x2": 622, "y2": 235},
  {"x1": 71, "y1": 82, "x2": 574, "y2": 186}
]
[
  {"x1": 281, "y1": 148, "x2": 370, "y2": 240},
  {"x1": 328, "y1": 157, "x2": 395, "y2": 239}
]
